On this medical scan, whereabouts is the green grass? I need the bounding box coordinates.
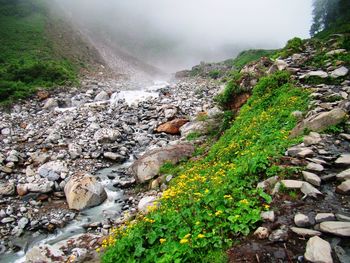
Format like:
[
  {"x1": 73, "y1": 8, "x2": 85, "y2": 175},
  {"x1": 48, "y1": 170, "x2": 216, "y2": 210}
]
[
  {"x1": 0, "y1": 0, "x2": 78, "y2": 103},
  {"x1": 227, "y1": 49, "x2": 276, "y2": 70},
  {"x1": 101, "y1": 71, "x2": 309, "y2": 262}
]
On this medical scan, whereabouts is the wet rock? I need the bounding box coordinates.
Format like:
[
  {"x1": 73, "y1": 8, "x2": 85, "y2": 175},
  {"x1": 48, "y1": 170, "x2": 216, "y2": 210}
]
[
  {"x1": 281, "y1": 180, "x2": 303, "y2": 189},
  {"x1": 156, "y1": 118, "x2": 189, "y2": 135},
  {"x1": 291, "y1": 227, "x2": 321, "y2": 237},
  {"x1": 38, "y1": 161, "x2": 68, "y2": 181},
  {"x1": 336, "y1": 180, "x2": 350, "y2": 195},
  {"x1": 304, "y1": 236, "x2": 333, "y2": 263},
  {"x1": 26, "y1": 244, "x2": 66, "y2": 263},
  {"x1": 291, "y1": 108, "x2": 347, "y2": 137},
  {"x1": 302, "y1": 171, "x2": 321, "y2": 187},
  {"x1": 94, "y1": 128, "x2": 121, "y2": 143},
  {"x1": 335, "y1": 214, "x2": 350, "y2": 222},
  {"x1": 269, "y1": 226, "x2": 288, "y2": 242},
  {"x1": 103, "y1": 152, "x2": 125, "y2": 162},
  {"x1": 261, "y1": 211, "x2": 275, "y2": 222},
  {"x1": 68, "y1": 144, "x2": 83, "y2": 159},
  {"x1": 306, "y1": 162, "x2": 324, "y2": 172},
  {"x1": 1, "y1": 217, "x2": 15, "y2": 223},
  {"x1": 315, "y1": 213, "x2": 336, "y2": 223},
  {"x1": 335, "y1": 154, "x2": 350, "y2": 166},
  {"x1": 334, "y1": 245, "x2": 350, "y2": 263},
  {"x1": 301, "y1": 182, "x2": 323, "y2": 198},
  {"x1": 294, "y1": 213, "x2": 313, "y2": 227},
  {"x1": 179, "y1": 121, "x2": 208, "y2": 137},
  {"x1": 94, "y1": 90, "x2": 109, "y2": 101},
  {"x1": 300, "y1": 70, "x2": 328, "y2": 79},
  {"x1": 304, "y1": 132, "x2": 322, "y2": 146},
  {"x1": 43, "y1": 98, "x2": 58, "y2": 110},
  {"x1": 320, "y1": 221, "x2": 350, "y2": 237},
  {"x1": 330, "y1": 66, "x2": 348, "y2": 78},
  {"x1": 64, "y1": 175, "x2": 107, "y2": 210},
  {"x1": 254, "y1": 227, "x2": 269, "y2": 239},
  {"x1": 131, "y1": 144, "x2": 195, "y2": 183},
  {"x1": 138, "y1": 196, "x2": 157, "y2": 213},
  {"x1": 298, "y1": 148, "x2": 315, "y2": 158},
  {"x1": 18, "y1": 217, "x2": 29, "y2": 229},
  {"x1": 0, "y1": 181, "x2": 15, "y2": 196}
]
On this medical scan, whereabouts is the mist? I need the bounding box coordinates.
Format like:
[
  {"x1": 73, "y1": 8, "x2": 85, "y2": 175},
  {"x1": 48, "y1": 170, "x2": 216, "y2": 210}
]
[{"x1": 52, "y1": 0, "x2": 313, "y2": 73}]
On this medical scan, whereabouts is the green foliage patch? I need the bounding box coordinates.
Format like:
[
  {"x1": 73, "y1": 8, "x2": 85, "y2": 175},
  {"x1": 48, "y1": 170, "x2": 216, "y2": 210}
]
[
  {"x1": 0, "y1": 0, "x2": 78, "y2": 103},
  {"x1": 101, "y1": 71, "x2": 309, "y2": 263},
  {"x1": 228, "y1": 49, "x2": 276, "y2": 70}
]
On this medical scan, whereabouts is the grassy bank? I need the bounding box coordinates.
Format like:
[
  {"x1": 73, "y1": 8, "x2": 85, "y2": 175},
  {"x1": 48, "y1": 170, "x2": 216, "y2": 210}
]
[
  {"x1": 101, "y1": 71, "x2": 309, "y2": 262},
  {"x1": 0, "y1": 0, "x2": 78, "y2": 103}
]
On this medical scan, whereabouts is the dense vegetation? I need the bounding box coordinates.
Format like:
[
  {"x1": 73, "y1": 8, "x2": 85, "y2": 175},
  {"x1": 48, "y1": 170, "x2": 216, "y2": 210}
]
[
  {"x1": 0, "y1": 0, "x2": 78, "y2": 103},
  {"x1": 310, "y1": 0, "x2": 350, "y2": 36},
  {"x1": 102, "y1": 71, "x2": 309, "y2": 262},
  {"x1": 227, "y1": 49, "x2": 276, "y2": 70}
]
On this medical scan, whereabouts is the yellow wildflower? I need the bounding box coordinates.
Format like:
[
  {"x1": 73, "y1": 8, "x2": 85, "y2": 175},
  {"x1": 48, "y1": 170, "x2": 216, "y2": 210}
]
[
  {"x1": 215, "y1": 210, "x2": 223, "y2": 216},
  {"x1": 195, "y1": 221, "x2": 200, "y2": 225},
  {"x1": 224, "y1": 194, "x2": 233, "y2": 200},
  {"x1": 180, "y1": 238, "x2": 189, "y2": 244},
  {"x1": 240, "y1": 199, "x2": 249, "y2": 205},
  {"x1": 160, "y1": 238, "x2": 166, "y2": 244},
  {"x1": 184, "y1": 234, "x2": 191, "y2": 239},
  {"x1": 197, "y1": 234, "x2": 205, "y2": 239},
  {"x1": 263, "y1": 204, "x2": 270, "y2": 209}
]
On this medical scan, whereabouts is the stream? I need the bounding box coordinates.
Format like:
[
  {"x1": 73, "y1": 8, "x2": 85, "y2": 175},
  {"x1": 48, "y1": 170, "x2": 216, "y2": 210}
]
[{"x1": 1, "y1": 80, "x2": 170, "y2": 263}]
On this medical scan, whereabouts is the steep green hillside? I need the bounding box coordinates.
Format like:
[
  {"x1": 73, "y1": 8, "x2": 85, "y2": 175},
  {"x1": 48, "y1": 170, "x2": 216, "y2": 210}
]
[
  {"x1": 101, "y1": 71, "x2": 309, "y2": 262},
  {"x1": 0, "y1": 0, "x2": 77, "y2": 103}
]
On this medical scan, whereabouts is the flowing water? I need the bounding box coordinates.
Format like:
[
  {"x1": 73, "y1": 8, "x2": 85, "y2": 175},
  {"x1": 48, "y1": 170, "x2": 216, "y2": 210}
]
[{"x1": 1, "y1": 80, "x2": 169, "y2": 263}]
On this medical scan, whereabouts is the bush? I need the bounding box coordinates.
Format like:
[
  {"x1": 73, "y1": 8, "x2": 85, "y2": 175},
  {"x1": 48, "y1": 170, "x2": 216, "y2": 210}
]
[
  {"x1": 208, "y1": 70, "x2": 221, "y2": 79},
  {"x1": 214, "y1": 72, "x2": 244, "y2": 109}
]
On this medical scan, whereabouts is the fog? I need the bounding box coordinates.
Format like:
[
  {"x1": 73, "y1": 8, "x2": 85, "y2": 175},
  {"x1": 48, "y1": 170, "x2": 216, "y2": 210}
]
[{"x1": 52, "y1": 0, "x2": 313, "y2": 72}]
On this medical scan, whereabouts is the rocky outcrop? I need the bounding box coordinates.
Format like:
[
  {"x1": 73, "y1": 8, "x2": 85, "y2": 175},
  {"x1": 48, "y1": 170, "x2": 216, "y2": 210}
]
[
  {"x1": 131, "y1": 144, "x2": 195, "y2": 183},
  {"x1": 179, "y1": 121, "x2": 208, "y2": 138},
  {"x1": 291, "y1": 108, "x2": 347, "y2": 137},
  {"x1": 64, "y1": 175, "x2": 107, "y2": 210}
]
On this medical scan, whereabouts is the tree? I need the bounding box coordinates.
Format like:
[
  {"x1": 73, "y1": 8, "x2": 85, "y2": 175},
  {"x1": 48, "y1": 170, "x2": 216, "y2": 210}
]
[{"x1": 310, "y1": 0, "x2": 350, "y2": 36}]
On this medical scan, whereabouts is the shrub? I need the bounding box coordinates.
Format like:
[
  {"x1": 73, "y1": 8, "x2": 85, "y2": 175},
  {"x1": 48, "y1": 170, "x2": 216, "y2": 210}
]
[{"x1": 208, "y1": 70, "x2": 222, "y2": 79}]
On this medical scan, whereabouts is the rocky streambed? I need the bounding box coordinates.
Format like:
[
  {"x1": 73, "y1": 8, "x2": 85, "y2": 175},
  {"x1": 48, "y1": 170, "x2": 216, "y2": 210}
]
[{"x1": 0, "y1": 77, "x2": 222, "y2": 262}]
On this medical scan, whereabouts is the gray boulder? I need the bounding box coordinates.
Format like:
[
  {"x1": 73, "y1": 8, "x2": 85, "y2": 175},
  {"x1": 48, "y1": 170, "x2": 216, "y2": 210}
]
[
  {"x1": 131, "y1": 144, "x2": 195, "y2": 183},
  {"x1": 291, "y1": 108, "x2": 347, "y2": 137},
  {"x1": 38, "y1": 161, "x2": 68, "y2": 181},
  {"x1": 304, "y1": 236, "x2": 333, "y2": 263},
  {"x1": 64, "y1": 175, "x2": 107, "y2": 210},
  {"x1": 94, "y1": 128, "x2": 121, "y2": 143}
]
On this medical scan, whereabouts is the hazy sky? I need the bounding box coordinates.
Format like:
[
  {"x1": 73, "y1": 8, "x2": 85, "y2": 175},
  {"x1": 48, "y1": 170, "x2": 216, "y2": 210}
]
[{"x1": 53, "y1": 0, "x2": 313, "y2": 72}]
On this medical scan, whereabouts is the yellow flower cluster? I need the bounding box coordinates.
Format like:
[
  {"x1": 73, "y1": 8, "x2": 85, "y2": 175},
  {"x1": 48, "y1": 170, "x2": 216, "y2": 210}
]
[{"x1": 239, "y1": 199, "x2": 249, "y2": 205}]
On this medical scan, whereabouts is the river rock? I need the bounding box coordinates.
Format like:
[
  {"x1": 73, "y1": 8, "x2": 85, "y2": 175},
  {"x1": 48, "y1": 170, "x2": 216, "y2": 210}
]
[
  {"x1": 330, "y1": 66, "x2": 348, "y2": 78},
  {"x1": 335, "y1": 154, "x2": 350, "y2": 166},
  {"x1": 156, "y1": 118, "x2": 189, "y2": 134},
  {"x1": 43, "y1": 98, "x2": 58, "y2": 110},
  {"x1": 302, "y1": 171, "x2": 321, "y2": 186},
  {"x1": 304, "y1": 132, "x2": 322, "y2": 146},
  {"x1": 94, "y1": 128, "x2": 121, "y2": 143},
  {"x1": 301, "y1": 182, "x2": 323, "y2": 198},
  {"x1": 306, "y1": 162, "x2": 324, "y2": 172},
  {"x1": 26, "y1": 244, "x2": 66, "y2": 263},
  {"x1": 103, "y1": 152, "x2": 125, "y2": 162},
  {"x1": 254, "y1": 227, "x2": 269, "y2": 239},
  {"x1": 179, "y1": 121, "x2": 208, "y2": 137},
  {"x1": 0, "y1": 181, "x2": 15, "y2": 196},
  {"x1": 315, "y1": 213, "x2": 336, "y2": 223},
  {"x1": 261, "y1": 211, "x2": 275, "y2": 222},
  {"x1": 304, "y1": 236, "x2": 333, "y2": 263},
  {"x1": 38, "y1": 161, "x2": 68, "y2": 181},
  {"x1": 336, "y1": 180, "x2": 350, "y2": 195},
  {"x1": 300, "y1": 70, "x2": 328, "y2": 79},
  {"x1": 291, "y1": 227, "x2": 321, "y2": 237},
  {"x1": 291, "y1": 108, "x2": 347, "y2": 137},
  {"x1": 64, "y1": 175, "x2": 107, "y2": 210},
  {"x1": 281, "y1": 180, "x2": 303, "y2": 189},
  {"x1": 320, "y1": 221, "x2": 350, "y2": 237},
  {"x1": 131, "y1": 144, "x2": 195, "y2": 183},
  {"x1": 94, "y1": 90, "x2": 109, "y2": 101},
  {"x1": 68, "y1": 143, "x2": 83, "y2": 159},
  {"x1": 294, "y1": 213, "x2": 313, "y2": 227},
  {"x1": 138, "y1": 196, "x2": 157, "y2": 212}
]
